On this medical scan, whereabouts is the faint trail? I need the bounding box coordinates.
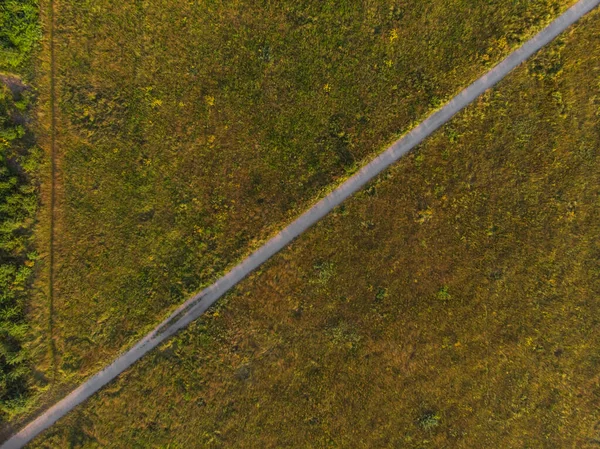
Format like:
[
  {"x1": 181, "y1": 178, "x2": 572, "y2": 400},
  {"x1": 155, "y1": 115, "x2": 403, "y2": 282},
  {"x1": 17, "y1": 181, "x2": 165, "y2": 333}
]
[
  {"x1": 3, "y1": 0, "x2": 599, "y2": 447},
  {"x1": 47, "y1": 0, "x2": 58, "y2": 382}
]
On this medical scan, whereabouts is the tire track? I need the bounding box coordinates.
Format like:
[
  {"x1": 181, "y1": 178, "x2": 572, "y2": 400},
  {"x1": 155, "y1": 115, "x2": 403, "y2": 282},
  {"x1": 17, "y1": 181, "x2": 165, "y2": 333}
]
[{"x1": 47, "y1": 0, "x2": 58, "y2": 380}]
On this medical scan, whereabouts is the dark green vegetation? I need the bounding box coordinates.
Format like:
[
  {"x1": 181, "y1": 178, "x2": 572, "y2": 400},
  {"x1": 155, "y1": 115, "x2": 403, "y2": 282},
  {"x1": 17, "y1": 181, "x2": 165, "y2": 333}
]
[
  {"x1": 0, "y1": 1, "x2": 40, "y2": 72},
  {"x1": 0, "y1": 1, "x2": 40, "y2": 421},
  {"x1": 0, "y1": 82, "x2": 38, "y2": 421},
  {"x1": 31, "y1": 8, "x2": 600, "y2": 448},
  {"x1": 42, "y1": 0, "x2": 576, "y2": 400}
]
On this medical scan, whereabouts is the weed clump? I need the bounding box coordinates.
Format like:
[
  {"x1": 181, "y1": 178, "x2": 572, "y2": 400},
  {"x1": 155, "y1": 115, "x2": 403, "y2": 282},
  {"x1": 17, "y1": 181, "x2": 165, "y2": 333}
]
[
  {"x1": 418, "y1": 410, "x2": 441, "y2": 430},
  {"x1": 437, "y1": 286, "x2": 451, "y2": 301}
]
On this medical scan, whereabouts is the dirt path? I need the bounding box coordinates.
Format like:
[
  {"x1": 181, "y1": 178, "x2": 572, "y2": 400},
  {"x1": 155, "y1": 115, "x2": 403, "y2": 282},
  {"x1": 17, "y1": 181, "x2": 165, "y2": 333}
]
[{"x1": 3, "y1": 0, "x2": 599, "y2": 447}]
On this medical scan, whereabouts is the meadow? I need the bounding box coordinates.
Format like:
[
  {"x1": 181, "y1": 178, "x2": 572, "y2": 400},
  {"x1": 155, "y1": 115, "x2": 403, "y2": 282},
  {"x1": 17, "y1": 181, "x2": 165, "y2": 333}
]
[
  {"x1": 29, "y1": 6, "x2": 600, "y2": 448},
  {"x1": 30, "y1": 0, "x2": 579, "y2": 410}
]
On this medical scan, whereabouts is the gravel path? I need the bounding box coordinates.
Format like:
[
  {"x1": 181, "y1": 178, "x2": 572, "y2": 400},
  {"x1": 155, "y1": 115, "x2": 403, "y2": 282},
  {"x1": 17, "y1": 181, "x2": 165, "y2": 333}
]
[{"x1": 4, "y1": 0, "x2": 599, "y2": 447}]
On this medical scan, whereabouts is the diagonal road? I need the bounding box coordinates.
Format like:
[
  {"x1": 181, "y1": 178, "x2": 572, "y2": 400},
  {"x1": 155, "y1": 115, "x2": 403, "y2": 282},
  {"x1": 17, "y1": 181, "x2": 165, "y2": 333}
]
[{"x1": 4, "y1": 0, "x2": 599, "y2": 447}]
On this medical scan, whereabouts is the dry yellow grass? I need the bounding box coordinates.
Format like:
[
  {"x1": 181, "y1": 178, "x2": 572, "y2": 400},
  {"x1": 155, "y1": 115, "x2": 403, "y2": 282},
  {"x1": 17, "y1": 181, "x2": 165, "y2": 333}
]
[{"x1": 29, "y1": 7, "x2": 600, "y2": 449}]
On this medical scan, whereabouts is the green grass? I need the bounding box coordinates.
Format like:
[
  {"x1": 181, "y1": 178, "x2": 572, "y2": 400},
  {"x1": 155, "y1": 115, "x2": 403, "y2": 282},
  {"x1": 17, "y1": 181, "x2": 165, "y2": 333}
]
[
  {"x1": 34, "y1": 0, "x2": 579, "y2": 403},
  {"x1": 29, "y1": 7, "x2": 600, "y2": 448}
]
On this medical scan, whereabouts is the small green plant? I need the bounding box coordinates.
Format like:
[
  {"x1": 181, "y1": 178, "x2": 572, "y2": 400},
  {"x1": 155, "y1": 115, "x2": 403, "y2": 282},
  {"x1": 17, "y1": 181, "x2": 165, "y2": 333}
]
[
  {"x1": 446, "y1": 127, "x2": 459, "y2": 143},
  {"x1": 418, "y1": 411, "x2": 441, "y2": 430},
  {"x1": 312, "y1": 261, "x2": 335, "y2": 285},
  {"x1": 414, "y1": 153, "x2": 425, "y2": 166},
  {"x1": 375, "y1": 287, "x2": 388, "y2": 302},
  {"x1": 437, "y1": 286, "x2": 451, "y2": 301}
]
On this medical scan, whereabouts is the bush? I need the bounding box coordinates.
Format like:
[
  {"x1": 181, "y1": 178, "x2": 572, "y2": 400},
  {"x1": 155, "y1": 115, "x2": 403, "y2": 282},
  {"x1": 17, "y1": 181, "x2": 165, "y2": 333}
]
[{"x1": 0, "y1": 0, "x2": 40, "y2": 71}]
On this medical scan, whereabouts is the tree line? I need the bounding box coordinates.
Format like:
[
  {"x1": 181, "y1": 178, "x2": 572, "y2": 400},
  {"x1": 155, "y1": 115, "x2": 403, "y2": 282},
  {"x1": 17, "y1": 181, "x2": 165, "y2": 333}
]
[{"x1": 0, "y1": 0, "x2": 40, "y2": 420}]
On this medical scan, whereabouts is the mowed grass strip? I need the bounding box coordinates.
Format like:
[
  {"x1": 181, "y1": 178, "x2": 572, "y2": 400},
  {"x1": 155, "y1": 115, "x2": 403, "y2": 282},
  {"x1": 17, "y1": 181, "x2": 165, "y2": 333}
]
[
  {"x1": 30, "y1": 8, "x2": 600, "y2": 449},
  {"x1": 38, "y1": 0, "x2": 579, "y2": 393}
]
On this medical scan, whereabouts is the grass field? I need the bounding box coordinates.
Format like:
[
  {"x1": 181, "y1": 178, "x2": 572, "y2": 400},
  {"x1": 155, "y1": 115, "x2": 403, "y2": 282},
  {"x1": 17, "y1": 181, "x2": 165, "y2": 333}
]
[
  {"x1": 27, "y1": 7, "x2": 600, "y2": 448},
  {"x1": 27, "y1": 0, "x2": 581, "y2": 410}
]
